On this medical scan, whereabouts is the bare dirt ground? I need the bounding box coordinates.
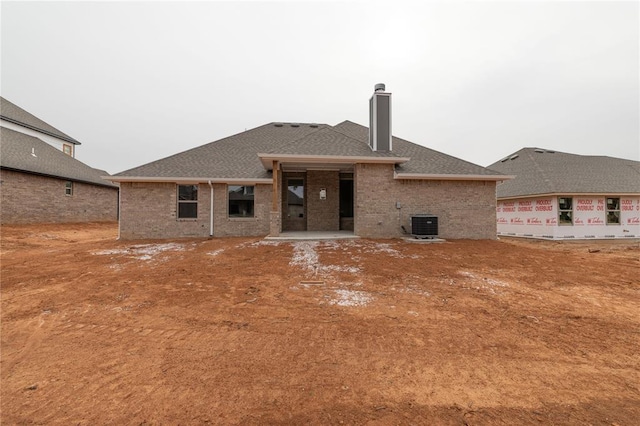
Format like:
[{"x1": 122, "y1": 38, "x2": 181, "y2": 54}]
[{"x1": 1, "y1": 223, "x2": 639, "y2": 425}]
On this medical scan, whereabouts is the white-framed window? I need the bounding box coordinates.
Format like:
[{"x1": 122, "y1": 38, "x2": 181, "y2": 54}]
[
  {"x1": 558, "y1": 197, "x2": 572, "y2": 225},
  {"x1": 606, "y1": 197, "x2": 620, "y2": 225},
  {"x1": 228, "y1": 185, "x2": 255, "y2": 218},
  {"x1": 63, "y1": 144, "x2": 73, "y2": 156},
  {"x1": 177, "y1": 185, "x2": 198, "y2": 219},
  {"x1": 65, "y1": 181, "x2": 73, "y2": 196}
]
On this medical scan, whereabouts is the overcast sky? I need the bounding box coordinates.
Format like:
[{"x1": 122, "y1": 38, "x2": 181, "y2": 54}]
[{"x1": 2, "y1": 1, "x2": 638, "y2": 174}]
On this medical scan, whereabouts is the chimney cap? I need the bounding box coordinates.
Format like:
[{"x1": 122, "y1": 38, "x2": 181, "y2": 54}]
[{"x1": 374, "y1": 83, "x2": 386, "y2": 92}]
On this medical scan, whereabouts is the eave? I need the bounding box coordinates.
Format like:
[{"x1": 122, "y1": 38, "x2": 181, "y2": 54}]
[
  {"x1": 394, "y1": 172, "x2": 514, "y2": 182},
  {"x1": 0, "y1": 116, "x2": 81, "y2": 145},
  {"x1": 498, "y1": 191, "x2": 640, "y2": 201},
  {"x1": 105, "y1": 176, "x2": 273, "y2": 185},
  {"x1": 257, "y1": 153, "x2": 410, "y2": 170}
]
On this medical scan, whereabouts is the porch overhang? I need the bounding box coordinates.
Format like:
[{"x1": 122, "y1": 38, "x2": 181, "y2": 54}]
[{"x1": 258, "y1": 153, "x2": 410, "y2": 171}]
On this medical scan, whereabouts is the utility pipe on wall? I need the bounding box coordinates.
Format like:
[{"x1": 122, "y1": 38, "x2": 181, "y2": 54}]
[{"x1": 208, "y1": 180, "x2": 214, "y2": 237}]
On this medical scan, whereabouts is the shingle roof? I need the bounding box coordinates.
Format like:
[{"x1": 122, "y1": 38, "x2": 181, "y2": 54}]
[
  {"x1": 0, "y1": 97, "x2": 80, "y2": 145},
  {"x1": 0, "y1": 127, "x2": 117, "y2": 188},
  {"x1": 115, "y1": 123, "x2": 329, "y2": 179},
  {"x1": 114, "y1": 120, "x2": 502, "y2": 180},
  {"x1": 488, "y1": 148, "x2": 640, "y2": 198},
  {"x1": 333, "y1": 121, "x2": 503, "y2": 176},
  {"x1": 265, "y1": 125, "x2": 401, "y2": 158}
]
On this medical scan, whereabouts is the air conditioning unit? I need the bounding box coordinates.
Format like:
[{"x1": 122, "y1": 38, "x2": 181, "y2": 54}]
[{"x1": 411, "y1": 214, "x2": 438, "y2": 238}]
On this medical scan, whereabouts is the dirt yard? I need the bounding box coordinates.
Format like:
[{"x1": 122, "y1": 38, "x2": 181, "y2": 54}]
[{"x1": 1, "y1": 223, "x2": 638, "y2": 425}]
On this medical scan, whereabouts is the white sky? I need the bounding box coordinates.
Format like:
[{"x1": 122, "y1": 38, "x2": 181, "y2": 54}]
[{"x1": 1, "y1": 1, "x2": 638, "y2": 174}]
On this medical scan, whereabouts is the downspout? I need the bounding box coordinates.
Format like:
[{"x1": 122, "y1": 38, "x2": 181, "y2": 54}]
[{"x1": 208, "y1": 180, "x2": 214, "y2": 237}]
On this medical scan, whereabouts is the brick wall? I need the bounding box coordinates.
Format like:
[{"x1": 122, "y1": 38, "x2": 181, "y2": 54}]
[
  {"x1": 0, "y1": 169, "x2": 118, "y2": 224},
  {"x1": 119, "y1": 181, "x2": 270, "y2": 239},
  {"x1": 306, "y1": 170, "x2": 339, "y2": 232},
  {"x1": 354, "y1": 163, "x2": 497, "y2": 239},
  {"x1": 212, "y1": 183, "x2": 271, "y2": 237}
]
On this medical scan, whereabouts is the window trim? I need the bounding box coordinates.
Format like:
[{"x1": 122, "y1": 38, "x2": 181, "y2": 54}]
[
  {"x1": 228, "y1": 184, "x2": 255, "y2": 218},
  {"x1": 177, "y1": 184, "x2": 198, "y2": 220},
  {"x1": 557, "y1": 196, "x2": 573, "y2": 226},
  {"x1": 63, "y1": 144, "x2": 73, "y2": 156},
  {"x1": 65, "y1": 181, "x2": 73, "y2": 196},
  {"x1": 606, "y1": 197, "x2": 621, "y2": 225}
]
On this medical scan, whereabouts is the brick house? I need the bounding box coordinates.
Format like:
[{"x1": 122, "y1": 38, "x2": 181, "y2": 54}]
[
  {"x1": 489, "y1": 148, "x2": 640, "y2": 239},
  {"x1": 1, "y1": 97, "x2": 119, "y2": 224},
  {"x1": 110, "y1": 85, "x2": 507, "y2": 240}
]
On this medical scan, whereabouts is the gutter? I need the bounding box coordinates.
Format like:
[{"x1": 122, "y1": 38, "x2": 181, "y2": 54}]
[
  {"x1": 104, "y1": 176, "x2": 273, "y2": 185},
  {"x1": 394, "y1": 172, "x2": 515, "y2": 182},
  {"x1": 498, "y1": 192, "x2": 640, "y2": 201}
]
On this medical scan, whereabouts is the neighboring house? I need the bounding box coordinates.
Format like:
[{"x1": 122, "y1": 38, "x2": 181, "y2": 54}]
[
  {"x1": 109, "y1": 85, "x2": 508, "y2": 240},
  {"x1": 488, "y1": 148, "x2": 640, "y2": 239},
  {"x1": 1, "y1": 97, "x2": 119, "y2": 224}
]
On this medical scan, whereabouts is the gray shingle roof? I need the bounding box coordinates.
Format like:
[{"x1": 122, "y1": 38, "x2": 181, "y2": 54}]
[
  {"x1": 116, "y1": 123, "x2": 330, "y2": 179},
  {"x1": 0, "y1": 97, "x2": 80, "y2": 145},
  {"x1": 114, "y1": 120, "x2": 502, "y2": 180},
  {"x1": 488, "y1": 148, "x2": 640, "y2": 198},
  {"x1": 265, "y1": 125, "x2": 402, "y2": 158},
  {"x1": 333, "y1": 121, "x2": 502, "y2": 176},
  {"x1": 0, "y1": 127, "x2": 117, "y2": 188}
]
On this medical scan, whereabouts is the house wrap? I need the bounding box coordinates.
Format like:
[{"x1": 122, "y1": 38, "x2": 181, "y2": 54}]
[{"x1": 489, "y1": 148, "x2": 640, "y2": 239}]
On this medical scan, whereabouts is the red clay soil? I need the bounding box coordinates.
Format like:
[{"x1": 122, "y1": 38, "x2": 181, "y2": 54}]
[{"x1": 1, "y1": 223, "x2": 639, "y2": 425}]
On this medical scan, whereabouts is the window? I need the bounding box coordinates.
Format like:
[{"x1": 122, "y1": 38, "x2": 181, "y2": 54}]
[
  {"x1": 177, "y1": 185, "x2": 198, "y2": 219},
  {"x1": 558, "y1": 197, "x2": 572, "y2": 225},
  {"x1": 65, "y1": 181, "x2": 73, "y2": 196},
  {"x1": 606, "y1": 197, "x2": 620, "y2": 225},
  {"x1": 63, "y1": 144, "x2": 73, "y2": 156},
  {"x1": 228, "y1": 185, "x2": 254, "y2": 218}
]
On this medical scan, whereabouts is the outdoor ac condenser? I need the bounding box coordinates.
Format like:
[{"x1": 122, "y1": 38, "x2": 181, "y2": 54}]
[{"x1": 411, "y1": 214, "x2": 438, "y2": 238}]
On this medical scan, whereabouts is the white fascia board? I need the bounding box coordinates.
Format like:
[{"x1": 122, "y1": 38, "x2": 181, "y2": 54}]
[
  {"x1": 394, "y1": 172, "x2": 514, "y2": 182},
  {"x1": 104, "y1": 176, "x2": 274, "y2": 185},
  {"x1": 498, "y1": 192, "x2": 640, "y2": 201},
  {"x1": 0, "y1": 118, "x2": 81, "y2": 145},
  {"x1": 258, "y1": 153, "x2": 410, "y2": 169}
]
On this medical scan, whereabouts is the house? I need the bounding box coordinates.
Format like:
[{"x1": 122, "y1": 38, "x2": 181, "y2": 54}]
[
  {"x1": 488, "y1": 148, "x2": 640, "y2": 239},
  {"x1": 109, "y1": 85, "x2": 508, "y2": 240},
  {"x1": 1, "y1": 97, "x2": 119, "y2": 224}
]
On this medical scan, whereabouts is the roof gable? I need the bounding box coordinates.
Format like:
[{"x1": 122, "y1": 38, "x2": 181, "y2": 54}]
[
  {"x1": 488, "y1": 148, "x2": 640, "y2": 198},
  {"x1": 0, "y1": 127, "x2": 116, "y2": 188},
  {"x1": 0, "y1": 97, "x2": 80, "y2": 145}
]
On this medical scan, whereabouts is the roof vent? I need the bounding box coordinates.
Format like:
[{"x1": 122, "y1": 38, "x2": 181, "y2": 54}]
[
  {"x1": 510, "y1": 154, "x2": 519, "y2": 160},
  {"x1": 274, "y1": 123, "x2": 283, "y2": 127},
  {"x1": 534, "y1": 148, "x2": 545, "y2": 153},
  {"x1": 309, "y1": 124, "x2": 318, "y2": 128},
  {"x1": 500, "y1": 157, "x2": 509, "y2": 162},
  {"x1": 291, "y1": 123, "x2": 300, "y2": 128},
  {"x1": 546, "y1": 150, "x2": 555, "y2": 153},
  {"x1": 374, "y1": 83, "x2": 386, "y2": 92}
]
